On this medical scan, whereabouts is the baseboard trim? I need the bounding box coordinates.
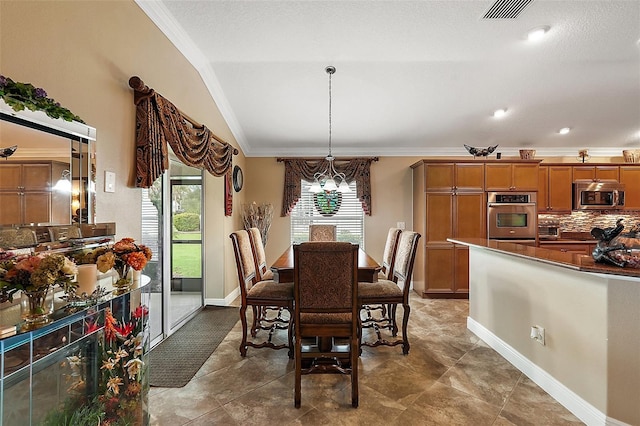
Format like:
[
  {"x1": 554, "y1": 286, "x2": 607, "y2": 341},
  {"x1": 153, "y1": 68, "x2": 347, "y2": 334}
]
[
  {"x1": 204, "y1": 287, "x2": 239, "y2": 307},
  {"x1": 467, "y1": 317, "x2": 628, "y2": 426}
]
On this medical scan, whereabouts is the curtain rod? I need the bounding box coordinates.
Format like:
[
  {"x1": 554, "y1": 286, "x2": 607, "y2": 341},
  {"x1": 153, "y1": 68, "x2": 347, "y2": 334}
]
[
  {"x1": 129, "y1": 76, "x2": 237, "y2": 155},
  {"x1": 277, "y1": 157, "x2": 379, "y2": 162}
]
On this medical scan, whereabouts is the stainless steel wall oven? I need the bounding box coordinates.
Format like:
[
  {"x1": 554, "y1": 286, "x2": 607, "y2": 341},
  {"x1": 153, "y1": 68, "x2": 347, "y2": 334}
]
[{"x1": 487, "y1": 192, "x2": 537, "y2": 241}]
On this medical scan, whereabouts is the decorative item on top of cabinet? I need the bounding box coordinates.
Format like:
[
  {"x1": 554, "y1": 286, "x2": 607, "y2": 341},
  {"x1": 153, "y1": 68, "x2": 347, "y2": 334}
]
[
  {"x1": 485, "y1": 161, "x2": 540, "y2": 191},
  {"x1": 463, "y1": 144, "x2": 498, "y2": 158},
  {"x1": 411, "y1": 160, "x2": 486, "y2": 298},
  {"x1": 538, "y1": 165, "x2": 573, "y2": 213}
]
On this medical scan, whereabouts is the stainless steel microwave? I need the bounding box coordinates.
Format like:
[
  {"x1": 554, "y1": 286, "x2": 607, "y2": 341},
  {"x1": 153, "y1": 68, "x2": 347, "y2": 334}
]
[{"x1": 573, "y1": 180, "x2": 625, "y2": 210}]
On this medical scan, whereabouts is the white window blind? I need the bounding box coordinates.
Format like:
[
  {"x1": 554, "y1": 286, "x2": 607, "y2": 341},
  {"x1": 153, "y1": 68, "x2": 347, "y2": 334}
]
[{"x1": 290, "y1": 180, "x2": 364, "y2": 245}]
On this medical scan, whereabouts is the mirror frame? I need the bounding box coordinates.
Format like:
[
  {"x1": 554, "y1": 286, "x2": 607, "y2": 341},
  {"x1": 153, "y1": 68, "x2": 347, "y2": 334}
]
[{"x1": 0, "y1": 99, "x2": 97, "y2": 225}]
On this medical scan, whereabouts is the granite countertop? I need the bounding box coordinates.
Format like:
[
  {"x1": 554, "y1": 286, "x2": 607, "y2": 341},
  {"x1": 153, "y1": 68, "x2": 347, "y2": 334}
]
[{"x1": 448, "y1": 238, "x2": 640, "y2": 279}]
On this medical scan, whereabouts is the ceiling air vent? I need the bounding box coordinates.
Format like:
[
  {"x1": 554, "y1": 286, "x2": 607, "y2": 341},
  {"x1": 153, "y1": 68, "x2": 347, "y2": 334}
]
[{"x1": 483, "y1": 0, "x2": 533, "y2": 19}]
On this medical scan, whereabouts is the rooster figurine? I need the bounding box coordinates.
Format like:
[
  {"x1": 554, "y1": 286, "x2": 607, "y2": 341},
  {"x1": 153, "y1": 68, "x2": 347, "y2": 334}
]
[
  {"x1": 0, "y1": 145, "x2": 17, "y2": 159},
  {"x1": 464, "y1": 144, "x2": 498, "y2": 157}
]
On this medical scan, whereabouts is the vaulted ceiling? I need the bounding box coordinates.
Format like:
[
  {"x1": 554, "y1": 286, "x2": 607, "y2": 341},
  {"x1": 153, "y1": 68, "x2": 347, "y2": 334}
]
[{"x1": 137, "y1": 0, "x2": 640, "y2": 158}]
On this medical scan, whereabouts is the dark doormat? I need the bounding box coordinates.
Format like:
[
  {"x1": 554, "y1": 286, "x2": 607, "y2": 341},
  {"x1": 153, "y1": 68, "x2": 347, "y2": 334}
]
[{"x1": 149, "y1": 306, "x2": 239, "y2": 388}]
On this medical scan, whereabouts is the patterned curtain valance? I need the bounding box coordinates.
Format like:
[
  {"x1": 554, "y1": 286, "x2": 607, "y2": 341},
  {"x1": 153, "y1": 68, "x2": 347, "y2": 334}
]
[
  {"x1": 277, "y1": 157, "x2": 378, "y2": 217},
  {"x1": 129, "y1": 76, "x2": 237, "y2": 188}
]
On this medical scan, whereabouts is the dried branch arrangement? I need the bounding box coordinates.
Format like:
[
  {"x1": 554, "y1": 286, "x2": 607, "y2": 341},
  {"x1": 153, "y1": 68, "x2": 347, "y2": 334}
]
[{"x1": 242, "y1": 202, "x2": 274, "y2": 246}]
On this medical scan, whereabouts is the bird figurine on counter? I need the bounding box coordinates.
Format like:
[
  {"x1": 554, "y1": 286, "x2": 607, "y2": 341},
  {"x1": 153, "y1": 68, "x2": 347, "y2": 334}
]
[
  {"x1": 463, "y1": 144, "x2": 498, "y2": 157},
  {"x1": 0, "y1": 145, "x2": 17, "y2": 159}
]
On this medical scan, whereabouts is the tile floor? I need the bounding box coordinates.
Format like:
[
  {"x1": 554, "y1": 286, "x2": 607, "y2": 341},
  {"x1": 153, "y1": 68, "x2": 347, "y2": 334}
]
[{"x1": 149, "y1": 296, "x2": 584, "y2": 425}]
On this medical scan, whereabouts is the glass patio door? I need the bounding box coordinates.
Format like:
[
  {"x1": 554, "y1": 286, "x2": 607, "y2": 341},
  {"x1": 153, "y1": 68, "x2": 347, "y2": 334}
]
[
  {"x1": 145, "y1": 158, "x2": 204, "y2": 347},
  {"x1": 168, "y1": 162, "x2": 203, "y2": 330}
]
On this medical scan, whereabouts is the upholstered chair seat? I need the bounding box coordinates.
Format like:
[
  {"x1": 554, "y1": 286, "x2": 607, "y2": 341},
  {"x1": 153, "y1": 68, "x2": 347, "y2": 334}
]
[
  {"x1": 358, "y1": 231, "x2": 421, "y2": 355},
  {"x1": 247, "y1": 281, "x2": 293, "y2": 299},
  {"x1": 293, "y1": 241, "x2": 359, "y2": 408},
  {"x1": 230, "y1": 229, "x2": 294, "y2": 358}
]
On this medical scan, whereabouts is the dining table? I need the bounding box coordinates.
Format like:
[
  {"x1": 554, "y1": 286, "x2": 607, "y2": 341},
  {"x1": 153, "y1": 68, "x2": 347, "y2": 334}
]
[
  {"x1": 270, "y1": 244, "x2": 381, "y2": 283},
  {"x1": 270, "y1": 243, "x2": 381, "y2": 357}
]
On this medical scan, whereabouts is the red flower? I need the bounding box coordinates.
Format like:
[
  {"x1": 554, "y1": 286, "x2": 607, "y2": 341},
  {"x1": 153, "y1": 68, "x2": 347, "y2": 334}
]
[
  {"x1": 85, "y1": 321, "x2": 100, "y2": 334},
  {"x1": 133, "y1": 305, "x2": 149, "y2": 319},
  {"x1": 116, "y1": 322, "x2": 134, "y2": 338}
]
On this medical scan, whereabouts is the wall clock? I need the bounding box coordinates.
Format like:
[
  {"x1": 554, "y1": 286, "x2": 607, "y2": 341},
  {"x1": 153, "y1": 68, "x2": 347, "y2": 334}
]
[{"x1": 232, "y1": 165, "x2": 243, "y2": 192}]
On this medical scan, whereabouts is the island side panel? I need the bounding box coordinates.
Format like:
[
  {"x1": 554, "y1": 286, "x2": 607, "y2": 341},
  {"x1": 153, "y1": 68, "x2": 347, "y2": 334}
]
[{"x1": 467, "y1": 247, "x2": 608, "y2": 416}]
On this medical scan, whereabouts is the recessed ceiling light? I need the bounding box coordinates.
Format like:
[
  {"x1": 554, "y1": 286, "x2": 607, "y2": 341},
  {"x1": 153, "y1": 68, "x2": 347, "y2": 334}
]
[
  {"x1": 527, "y1": 26, "x2": 550, "y2": 42},
  {"x1": 493, "y1": 108, "x2": 507, "y2": 118},
  {"x1": 558, "y1": 127, "x2": 571, "y2": 135}
]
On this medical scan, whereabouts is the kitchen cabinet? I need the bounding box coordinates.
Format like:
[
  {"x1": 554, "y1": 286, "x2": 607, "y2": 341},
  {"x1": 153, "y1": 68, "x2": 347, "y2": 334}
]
[
  {"x1": 0, "y1": 161, "x2": 70, "y2": 225},
  {"x1": 412, "y1": 160, "x2": 485, "y2": 298},
  {"x1": 619, "y1": 166, "x2": 640, "y2": 210},
  {"x1": 572, "y1": 165, "x2": 619, "y2": 182},
  {"x1": 538, "y1": 165, "x2": 573, "y2": 213},
  {"x1": 485, "y1": 162, "x2": 539, "y2": 191},
  {"x1": 539, "y1": 241, "x2": 596, "y2": 256}
]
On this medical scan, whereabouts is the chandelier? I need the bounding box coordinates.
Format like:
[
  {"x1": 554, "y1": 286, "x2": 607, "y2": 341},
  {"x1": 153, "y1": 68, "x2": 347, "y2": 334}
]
[{"x1": 309, "y1": 66, "x2": 350, "y2": 193}]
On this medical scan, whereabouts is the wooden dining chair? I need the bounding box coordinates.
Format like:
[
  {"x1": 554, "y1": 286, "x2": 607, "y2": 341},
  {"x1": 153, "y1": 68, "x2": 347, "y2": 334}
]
[
  {"x1": 362, "y1": 227, "x2": 402, "y2": 328},
  {"x1": 293, "y1": 241, "x2": 359, "y2": 408},
  {"x1": 229, "y1": 230, "x2": 294, "y2": 358},
  {"x1": 308, "y1": 224, "x2": 337, "y2": 241},
  {"x1": 379, "y1": 227, "x2": 403, "y2": 280},
  {"x1": 247, "y1": 227, "x2": 288, "y2": 337},
  {"x1": 358, "y1": 231, "x2": 421, "y2": 354}
]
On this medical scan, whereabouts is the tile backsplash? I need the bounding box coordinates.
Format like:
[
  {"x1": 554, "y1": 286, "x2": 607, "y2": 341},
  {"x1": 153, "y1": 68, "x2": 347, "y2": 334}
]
[{"x1": 539, "y1": 211, "x2": 640, "y2": 233}]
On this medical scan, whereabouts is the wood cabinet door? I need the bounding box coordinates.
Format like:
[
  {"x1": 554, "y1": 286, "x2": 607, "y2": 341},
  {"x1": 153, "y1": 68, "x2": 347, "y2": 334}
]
[
  {"x1": 547, "y1": 165, "x2": 573, "y2": 213},
  {"x1": 454, "y1": 245, "x2": 469, "y2": 293},
  {"x1": 425, "y1": 246, "x2": 455, "y2": 293},
  {"x1": 424, "y1": 163, "x2": 455, "y2": 192},
  {"x1": 0, "y1": 164, "x2": 23, "y2": 191},
  {"x1": 454, "y1": 193, "x2": 486, "y2": 238},
  {"x1": 0, "y1": 193, "x2": 22, "y2": 224},
  {"x1": 425, "y1": 192, "x2": 453, "y2": 243},
  {"x1": 538, "y1": 166, "x2": 549, "y2": 212},
  {"x1": 485, "y1": 164, "x2": 512, "y2": 190},
  {"x1": 455, "y1": 163, "x2": 484, "y2": 191},
  {"x1": 512, "y1": 163, "x2": 539, "y2": 190},
  {"x1": 22, "y1": 163, "x2": 53, "y2": 191},
  {"x1": 620, "y1": 166, "x2": 640, "y2": 210},
  {"x1": 572, "y1": 165, "x2": 619, "y2": 182},
  {"x1": 23, "y1": 192, "x2": 51, "y2": 224},
  {"x1": 595, "y1": 166, "x2": 619, "y2": 181}
]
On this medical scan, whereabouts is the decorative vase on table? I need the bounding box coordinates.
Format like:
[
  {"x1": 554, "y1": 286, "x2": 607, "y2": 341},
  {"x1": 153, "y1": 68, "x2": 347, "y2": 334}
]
[
  {"x1": 20, "y1": 287, "x2": 54, "y2": 324},
  {"x1": 113, "y1": 264, "x2": 133, "y2": 293}
]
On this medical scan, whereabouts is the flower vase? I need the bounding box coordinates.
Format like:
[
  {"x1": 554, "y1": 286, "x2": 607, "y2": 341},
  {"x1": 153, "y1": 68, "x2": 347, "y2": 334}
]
[
  {"x1": 113, "y1": 265, "x2": 132, "y2": 294},
  {"x1": 20, "y1": 287, "x2": 54, "y2": 324}
]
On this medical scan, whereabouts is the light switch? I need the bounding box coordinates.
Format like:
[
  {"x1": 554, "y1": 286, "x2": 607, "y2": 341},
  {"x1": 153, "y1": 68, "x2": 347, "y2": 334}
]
[
  {"x1": 105, "y1": 171, "x2": 116, "y2": 193},
  {"x1": 397, "y1": 222, "x2": 405, "y2": 230}
]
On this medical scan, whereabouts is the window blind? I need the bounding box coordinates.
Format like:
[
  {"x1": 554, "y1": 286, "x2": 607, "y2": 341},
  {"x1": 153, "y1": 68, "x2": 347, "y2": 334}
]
[{"x1": 290, "y1": 180, "x2": 364, "y2": 245}]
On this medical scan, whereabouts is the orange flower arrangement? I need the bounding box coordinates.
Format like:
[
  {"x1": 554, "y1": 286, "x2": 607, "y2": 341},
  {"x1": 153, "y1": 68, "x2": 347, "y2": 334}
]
[{"x1": 80, "y1": 238, "x2": 152, "y2": 288}]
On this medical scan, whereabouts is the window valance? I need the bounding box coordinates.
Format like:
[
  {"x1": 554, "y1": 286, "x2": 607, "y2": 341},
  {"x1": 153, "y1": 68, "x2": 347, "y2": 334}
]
[
  {"x1": 129, "y1": 76, "x2": 237, "y2": 188},
  {"x1": 277, "y1": 157, "x2": 378, "y2": 216}
]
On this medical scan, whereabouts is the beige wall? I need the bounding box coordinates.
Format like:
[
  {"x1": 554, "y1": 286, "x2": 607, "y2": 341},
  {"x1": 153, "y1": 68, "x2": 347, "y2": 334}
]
[
  {"x1": 245, "y1": 157, "x2": 418, "y2": 265},
  {"x1": 468, "y1": 247, "x2": 640, "y2": 425},
  {"x1": 0, "y1": 1, "x2": 246, "y2": 301}
]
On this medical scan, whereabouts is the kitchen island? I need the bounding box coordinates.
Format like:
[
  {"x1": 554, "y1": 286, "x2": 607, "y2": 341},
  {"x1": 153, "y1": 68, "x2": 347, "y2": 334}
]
[{"x1": 448, "y1": 238, "x2": 639, "y2": 426}]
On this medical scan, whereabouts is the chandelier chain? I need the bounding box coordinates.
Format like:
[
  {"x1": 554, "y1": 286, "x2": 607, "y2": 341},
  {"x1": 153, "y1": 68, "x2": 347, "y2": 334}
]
[{"x1": 328, "y1": 68, "x2": 332, "y2": 158}]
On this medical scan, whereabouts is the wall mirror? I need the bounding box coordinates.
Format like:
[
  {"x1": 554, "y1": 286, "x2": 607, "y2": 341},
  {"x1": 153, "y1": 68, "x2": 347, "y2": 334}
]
[{"x1": 0, "y1": 100, "x2": 96, "y2": 227}]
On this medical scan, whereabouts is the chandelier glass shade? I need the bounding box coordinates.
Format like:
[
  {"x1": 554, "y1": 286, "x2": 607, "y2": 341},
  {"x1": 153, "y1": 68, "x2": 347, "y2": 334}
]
[
  {"x1": 53, "y1": 169, "x2": 72, "y2": 193},
  {"x1": 309, "y1": 66, "x2": 350, "y2": 194}
]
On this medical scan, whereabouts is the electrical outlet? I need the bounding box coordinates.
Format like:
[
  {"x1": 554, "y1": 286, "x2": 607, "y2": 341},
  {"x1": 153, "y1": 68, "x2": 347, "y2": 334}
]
[
  {"x1": 397, "y1": 222, "x2": 405, "y2": 230},
  {"x1": 530, "y1": 325, "x2": 545, "y2": 345}
]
